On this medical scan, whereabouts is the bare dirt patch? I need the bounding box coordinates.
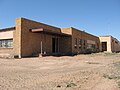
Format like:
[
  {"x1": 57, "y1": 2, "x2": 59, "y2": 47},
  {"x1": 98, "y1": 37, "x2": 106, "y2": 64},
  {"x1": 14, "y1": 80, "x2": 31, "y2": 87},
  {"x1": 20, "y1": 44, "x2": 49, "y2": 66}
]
[{"x1": 0, "y1": 53, "x2": 120, "y2": 90}]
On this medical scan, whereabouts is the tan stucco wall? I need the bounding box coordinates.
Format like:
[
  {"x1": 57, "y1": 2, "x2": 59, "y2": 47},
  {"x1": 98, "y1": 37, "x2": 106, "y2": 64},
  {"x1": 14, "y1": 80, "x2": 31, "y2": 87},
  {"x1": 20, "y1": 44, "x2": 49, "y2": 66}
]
[
  {"x1": 99, "y1": 36, "x2": 112, "y2": 52},
  {"x1": 61, "y1": 28, "x2": 72, "y2": 35},
  {"x1": 0, "y1": 31, "x2": 13, "y2": 39},
  {"x1": 0, "y1": 48, "x2": 13, "y2": 54},
  {"x1": 99, "y1": 36, "x2": 120, "y2": 52}
]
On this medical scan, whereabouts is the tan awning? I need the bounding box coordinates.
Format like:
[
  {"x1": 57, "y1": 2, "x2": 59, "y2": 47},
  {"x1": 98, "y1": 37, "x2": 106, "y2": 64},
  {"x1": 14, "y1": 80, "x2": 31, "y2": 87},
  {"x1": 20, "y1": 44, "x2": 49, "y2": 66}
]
[{"x1": 31, "y1": 28, "x2": 71, "y2": 37}]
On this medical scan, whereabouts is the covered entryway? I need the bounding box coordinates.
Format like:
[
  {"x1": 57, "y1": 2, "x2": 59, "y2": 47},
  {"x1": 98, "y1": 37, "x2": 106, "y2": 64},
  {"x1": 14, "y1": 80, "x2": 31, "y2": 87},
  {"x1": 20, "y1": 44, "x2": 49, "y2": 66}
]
[
  {"x1": 52, "y1": 37, "x2": 59, "y2": 53},
  {"x1": 102, "y1": 42, "x2": 107, "y2": 51},
  {"x1": 31, "y1": 28, "x2": 71, "y2": 56}
]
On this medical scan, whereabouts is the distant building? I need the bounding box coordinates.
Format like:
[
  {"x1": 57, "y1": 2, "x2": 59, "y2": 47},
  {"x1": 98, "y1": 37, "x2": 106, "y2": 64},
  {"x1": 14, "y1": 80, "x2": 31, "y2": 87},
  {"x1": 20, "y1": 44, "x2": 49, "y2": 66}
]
[
  {"x1": 0, "y1": 18, "x2": 119, "y2": 58},
  {"x1": 99, "y1": 36, "x2": 120, "y2": 52}
]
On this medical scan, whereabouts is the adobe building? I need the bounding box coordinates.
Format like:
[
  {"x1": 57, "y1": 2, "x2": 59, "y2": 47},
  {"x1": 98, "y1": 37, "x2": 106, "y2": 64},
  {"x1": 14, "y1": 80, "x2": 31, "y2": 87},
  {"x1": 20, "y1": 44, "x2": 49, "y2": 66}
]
[
  {"x1": 0, "y1": 18, "x2": 119, "y2": 58},
  {"x1": 99, "y1": 36, "x2": 120, "y2": 52}
]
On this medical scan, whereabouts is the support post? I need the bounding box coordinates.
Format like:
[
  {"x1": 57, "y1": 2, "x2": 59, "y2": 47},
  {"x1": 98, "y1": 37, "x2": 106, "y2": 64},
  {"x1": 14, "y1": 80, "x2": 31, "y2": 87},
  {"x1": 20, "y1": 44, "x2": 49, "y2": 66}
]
[{"x1": 40, "y1": 41, "x2": 43, "y2": 57}]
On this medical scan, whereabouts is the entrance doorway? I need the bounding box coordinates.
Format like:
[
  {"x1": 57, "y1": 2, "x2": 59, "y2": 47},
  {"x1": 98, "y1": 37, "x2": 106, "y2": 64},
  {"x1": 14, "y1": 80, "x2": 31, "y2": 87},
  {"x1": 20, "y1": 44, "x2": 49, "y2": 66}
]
[
  {"x1": 52, "y1": 38, "x2": 59, "y2": 53},
  {"x1": 102, "y1": 42, "x2": 107, "y2": 51}
]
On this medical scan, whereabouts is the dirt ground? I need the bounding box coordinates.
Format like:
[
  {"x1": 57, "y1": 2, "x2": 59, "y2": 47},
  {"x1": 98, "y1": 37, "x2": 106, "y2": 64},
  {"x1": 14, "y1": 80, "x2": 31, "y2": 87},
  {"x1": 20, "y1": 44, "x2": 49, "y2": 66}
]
[{"x1": 0, "y1": 53, "x2": 120, "y2": 90}]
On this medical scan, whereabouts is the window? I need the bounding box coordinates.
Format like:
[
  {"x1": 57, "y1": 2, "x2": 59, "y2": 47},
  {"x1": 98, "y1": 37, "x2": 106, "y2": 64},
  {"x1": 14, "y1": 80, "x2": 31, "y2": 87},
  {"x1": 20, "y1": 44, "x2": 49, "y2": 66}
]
[
  {"x1": 78, "y1": 39, "x2": 82, "y2": 49},
  {"x1": 83, "y1": 40, "x2": 86, "y2": 45},
  {"x1": 83, "y1": 40, "x2": 86, "y2": 49},
  {"x1": 74, "y1": 38, "x2": 77, "y2": 45},
  {"x1": 74, "y1": 38, "x2": 77, "y2": 49},
  {"x1": 0, "y1": 39, "x2": 13, "y2": 48}
]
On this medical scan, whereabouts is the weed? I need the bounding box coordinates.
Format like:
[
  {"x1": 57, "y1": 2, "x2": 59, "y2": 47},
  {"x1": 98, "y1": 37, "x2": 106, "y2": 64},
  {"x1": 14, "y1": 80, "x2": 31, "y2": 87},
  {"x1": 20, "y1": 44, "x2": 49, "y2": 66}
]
[
  {"x1": 66, "y1": 81, "x2": 77, "y2": 88},
  {"x1": 103, "y1": 73, "x2": 119, "y2": 79},
  {"x1": 104, "y1": 52, "x2": 117, "y2": 56},
  {"x1": 87, "y1": 62, "x2": 100, "y2": 64},
  {"x1": 66, "y1": 83, "x2": 77, "y2": 87},
  {"x1": 114, "y1": 61, "x2": 120, "y2": 69},
  {"x1": 118, "y1": 81, "x2": 120, "y2": 88}
]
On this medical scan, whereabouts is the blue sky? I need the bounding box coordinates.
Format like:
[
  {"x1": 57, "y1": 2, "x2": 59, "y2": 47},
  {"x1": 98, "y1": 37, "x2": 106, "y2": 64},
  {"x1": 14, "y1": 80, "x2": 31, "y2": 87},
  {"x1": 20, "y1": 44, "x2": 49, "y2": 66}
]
[{"x1": 0, "y1": 0, "x2": 120, "y2": 40}]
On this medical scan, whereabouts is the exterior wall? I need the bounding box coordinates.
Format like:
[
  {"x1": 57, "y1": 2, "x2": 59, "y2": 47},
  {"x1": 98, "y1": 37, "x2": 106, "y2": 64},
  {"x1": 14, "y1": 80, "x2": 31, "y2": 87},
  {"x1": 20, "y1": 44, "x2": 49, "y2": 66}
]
[
  {"x1": 71, "y1": 28, "x2": 100, "y2": 54},
  {"x1": 111, "y1": 37, "x2": 120, "y2": 52},
  {"x1": 14, "y1": 18, "x2": 72, "y2": 57},
  {"x1": 59, "y1": 36, "x2": 72, "y2": 55},
  {"x1": 0, "y1": 29, "x2": 14, "y2": 56},
  {"x1": 61, "y1": 27, "x2": 100, "y2": 54},
  {"x1": 14, "y1": 18, "x2": 59, "y2": 57},
  {"x1": 60, "y1": 28, "x2": 72, "y2": 55},
  {"x1": 0, "y1": 48, "x2": 13, "y2": 54},
  {"x1": 0, "y1": 48, "x2": 13, "y2": 58}
]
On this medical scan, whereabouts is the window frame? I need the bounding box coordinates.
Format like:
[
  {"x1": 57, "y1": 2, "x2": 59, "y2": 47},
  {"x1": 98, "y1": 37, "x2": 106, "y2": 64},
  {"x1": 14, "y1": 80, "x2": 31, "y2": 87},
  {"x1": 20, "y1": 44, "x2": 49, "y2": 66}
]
[{"x1": 0, "y1": 39, "x2": 13, "y2": 48}]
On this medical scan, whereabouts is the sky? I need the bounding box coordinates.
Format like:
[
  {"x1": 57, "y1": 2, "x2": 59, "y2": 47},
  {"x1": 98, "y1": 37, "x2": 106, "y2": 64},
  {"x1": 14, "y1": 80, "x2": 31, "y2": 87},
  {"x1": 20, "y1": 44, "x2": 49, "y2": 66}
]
[{"x1": 0, "y1": 0, "x2": 120, "y2": 40}]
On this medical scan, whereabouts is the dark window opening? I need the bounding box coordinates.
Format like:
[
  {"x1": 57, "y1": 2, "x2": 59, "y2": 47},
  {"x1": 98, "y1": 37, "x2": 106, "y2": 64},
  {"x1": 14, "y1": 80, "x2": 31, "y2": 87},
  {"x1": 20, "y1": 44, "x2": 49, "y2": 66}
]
[
  {"x1": 115, "y1": 41, "x2": 118, "y2": 44},
  {"x1": 52, "y1": 38, "x2": 59, "y2": 53},
  {"x1": 83, "y1": 40, "x2": 86, "y2": 49},
  {"x1": 83, "y1": 40, "x2": 86, "y2": 45},
  {"x1": 102, "y1": 42, "x2": 107, "y2": 51},
  {"x1": 78, "y1": 39, "x2": 82, "y2": 49}
]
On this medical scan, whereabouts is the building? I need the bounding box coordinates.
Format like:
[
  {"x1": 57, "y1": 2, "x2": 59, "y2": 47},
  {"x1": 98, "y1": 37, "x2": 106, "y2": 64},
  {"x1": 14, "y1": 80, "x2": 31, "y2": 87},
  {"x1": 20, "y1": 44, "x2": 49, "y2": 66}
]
[
  {"x1": 0, "y1": 18, "x2": 100, "y2": 58},
  {"x1": 99, "y1": 36, "x2": 120, "y2": 52},
  {"x1": 0, "y1": 18, "x2": 119, "y2": 58}
]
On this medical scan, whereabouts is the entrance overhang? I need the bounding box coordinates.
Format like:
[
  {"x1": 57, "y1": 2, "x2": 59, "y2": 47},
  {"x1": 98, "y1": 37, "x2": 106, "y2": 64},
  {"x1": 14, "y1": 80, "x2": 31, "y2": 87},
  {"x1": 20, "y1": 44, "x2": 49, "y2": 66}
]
[{"x1": 31, "y1": 28, "x2": 71, "y2": 37}]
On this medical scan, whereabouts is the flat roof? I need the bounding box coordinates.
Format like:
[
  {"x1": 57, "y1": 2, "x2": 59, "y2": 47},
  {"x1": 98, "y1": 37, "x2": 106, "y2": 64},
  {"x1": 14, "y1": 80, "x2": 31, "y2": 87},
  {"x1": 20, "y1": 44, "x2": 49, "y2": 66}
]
[
  {"x1": 31, "y1": 28, "x2": 71, "y2": 37},
  {"x1": 0, "y1": 27, "x2": 15, "y2": 32},
  {"x1": 99, "y1": 35, "x2": 112, "y2": 37},
  {"x1": 71, "y1": 27, "x2": 98, "y2": 38}
]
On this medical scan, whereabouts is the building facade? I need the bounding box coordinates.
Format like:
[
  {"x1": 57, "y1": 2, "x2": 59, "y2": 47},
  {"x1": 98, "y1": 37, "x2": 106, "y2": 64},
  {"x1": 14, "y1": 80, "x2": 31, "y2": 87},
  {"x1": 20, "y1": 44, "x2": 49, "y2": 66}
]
[{"x1": 0, "y1": 18, "x2": 119, "y2": 58}]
